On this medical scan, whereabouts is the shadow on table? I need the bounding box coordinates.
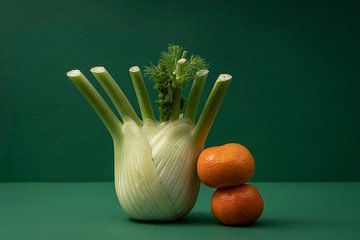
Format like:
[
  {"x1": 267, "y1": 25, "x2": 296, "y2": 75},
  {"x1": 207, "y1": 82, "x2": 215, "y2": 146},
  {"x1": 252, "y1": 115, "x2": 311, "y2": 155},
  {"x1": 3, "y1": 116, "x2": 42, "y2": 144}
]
[
  {"x1": 134, "y1": 215, "x2": 316, "y2": 229},
  {"x1": 130, "y1": 212, "x2": 303, "y2": 228},
  {"x1": 130, "y1": 211, "x2": 218, "y2": 226},
  {"x1": 125, "y1": 211, "x2": 313, "y2": 229}
]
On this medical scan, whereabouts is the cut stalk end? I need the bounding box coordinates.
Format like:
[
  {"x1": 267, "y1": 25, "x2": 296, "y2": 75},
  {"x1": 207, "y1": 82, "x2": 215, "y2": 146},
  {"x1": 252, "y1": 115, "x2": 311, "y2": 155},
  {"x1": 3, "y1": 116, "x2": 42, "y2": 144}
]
[
  {"x1": 90, "y1": 66, "x2": 106, "y2": 73},
  {"x1": 67, "y1": 69, "x2": 81, "y2": 78},
  {"x1": 129, "y1": 66, "x2": 140, "y2": 73},
  {"x1": 178, "y1": 58, "x2": 187, "y2": 65},
  {"x1": 217, "y1": 74, "x2": 232, "y2": 82},
  {"x1": 197, "y1": 69, "x2": 209, "y2": 77}
]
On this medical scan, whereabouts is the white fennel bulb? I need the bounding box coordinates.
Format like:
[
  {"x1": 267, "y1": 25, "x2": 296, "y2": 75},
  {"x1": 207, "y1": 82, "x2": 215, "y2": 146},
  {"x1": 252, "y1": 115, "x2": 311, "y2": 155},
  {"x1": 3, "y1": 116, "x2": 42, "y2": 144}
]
[
  {"x1": 67, "y1": 46, "x2": 231, "y2": 221},
  {"x1": 116, "y1": 119, "x2": 200, "y2": 220}
]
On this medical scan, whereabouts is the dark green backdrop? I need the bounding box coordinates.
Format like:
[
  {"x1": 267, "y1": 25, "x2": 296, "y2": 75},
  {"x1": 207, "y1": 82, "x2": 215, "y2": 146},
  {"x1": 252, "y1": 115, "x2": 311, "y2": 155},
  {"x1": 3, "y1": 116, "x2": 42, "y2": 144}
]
[{"x1": 0, "y1": 0, "x2": 359, "y2": 182}]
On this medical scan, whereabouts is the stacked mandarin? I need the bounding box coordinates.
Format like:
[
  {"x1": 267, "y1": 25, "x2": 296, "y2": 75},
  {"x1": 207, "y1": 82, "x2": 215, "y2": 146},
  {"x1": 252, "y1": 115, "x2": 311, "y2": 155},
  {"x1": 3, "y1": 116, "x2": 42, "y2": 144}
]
[{"x1": 197, "y1": 143, "x2": 263, "y2": 226}]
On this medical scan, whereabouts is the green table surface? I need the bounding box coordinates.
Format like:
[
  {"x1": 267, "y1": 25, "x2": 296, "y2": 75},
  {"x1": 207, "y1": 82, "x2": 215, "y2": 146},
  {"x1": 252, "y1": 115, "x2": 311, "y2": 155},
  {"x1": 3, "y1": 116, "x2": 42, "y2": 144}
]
[{"x1": 1, "y1": 182, "x2": 359, "y2": 240}]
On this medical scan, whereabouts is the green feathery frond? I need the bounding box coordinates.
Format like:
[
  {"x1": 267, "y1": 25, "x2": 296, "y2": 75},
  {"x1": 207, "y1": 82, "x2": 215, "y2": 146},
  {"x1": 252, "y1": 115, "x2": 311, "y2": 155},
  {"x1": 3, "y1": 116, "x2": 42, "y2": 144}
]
[
  {"x1": 184, "y1": 54, "x2": 208, "y2": 82},
  {"x1": 145, "y1": 44, "x2": 208, "y2": 121}
]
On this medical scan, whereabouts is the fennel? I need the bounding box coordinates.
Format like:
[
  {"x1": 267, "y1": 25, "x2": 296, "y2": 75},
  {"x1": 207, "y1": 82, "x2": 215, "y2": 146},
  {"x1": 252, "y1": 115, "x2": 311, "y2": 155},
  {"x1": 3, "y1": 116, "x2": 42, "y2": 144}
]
[{"x1": 66, "y1": 45, "x2": 231, "y2": 221}]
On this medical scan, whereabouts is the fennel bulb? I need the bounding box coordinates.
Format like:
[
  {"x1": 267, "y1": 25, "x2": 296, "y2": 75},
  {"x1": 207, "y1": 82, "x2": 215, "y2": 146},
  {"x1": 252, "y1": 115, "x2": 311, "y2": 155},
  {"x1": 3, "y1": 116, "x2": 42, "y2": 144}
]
[{"x1": 67, "y1": 46, "x2": 231, "y2": 221}]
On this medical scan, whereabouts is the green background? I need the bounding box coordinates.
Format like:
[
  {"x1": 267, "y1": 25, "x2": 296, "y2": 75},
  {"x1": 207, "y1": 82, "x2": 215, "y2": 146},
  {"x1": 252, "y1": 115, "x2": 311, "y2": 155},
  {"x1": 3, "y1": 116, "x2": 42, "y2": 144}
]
[{"x1": 0, "y1": 0, "x2": 359, "y2": 182}]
